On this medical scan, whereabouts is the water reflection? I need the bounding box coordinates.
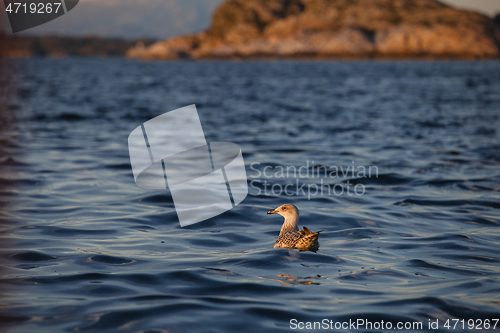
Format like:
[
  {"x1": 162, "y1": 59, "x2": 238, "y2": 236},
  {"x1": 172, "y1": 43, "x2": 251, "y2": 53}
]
[{"x1": 273, "y1": 274, "x2": 321, "y2": 286}]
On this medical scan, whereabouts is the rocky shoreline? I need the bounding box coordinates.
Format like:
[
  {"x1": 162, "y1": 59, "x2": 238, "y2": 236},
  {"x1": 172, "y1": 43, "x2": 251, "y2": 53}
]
[{"x1": 127, "y1": 0, "x2": 500, "y2": 60}]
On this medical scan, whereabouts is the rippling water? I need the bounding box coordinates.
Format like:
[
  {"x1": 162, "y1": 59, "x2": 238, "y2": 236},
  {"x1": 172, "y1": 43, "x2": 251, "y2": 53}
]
[{"x1": 1, "y1": 59, "x2": 500, "y2": 332}]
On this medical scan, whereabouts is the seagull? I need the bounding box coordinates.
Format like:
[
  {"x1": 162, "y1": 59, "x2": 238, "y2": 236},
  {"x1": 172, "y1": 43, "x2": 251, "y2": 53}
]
[{"x1": 267, "y1": 203, "x2": 323, "y2": 252}]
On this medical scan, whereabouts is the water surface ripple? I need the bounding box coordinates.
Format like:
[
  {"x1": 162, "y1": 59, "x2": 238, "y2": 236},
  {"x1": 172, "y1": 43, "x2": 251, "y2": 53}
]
[{"x1": 0, "y1": 59, "x2": 500, "y2": 332}]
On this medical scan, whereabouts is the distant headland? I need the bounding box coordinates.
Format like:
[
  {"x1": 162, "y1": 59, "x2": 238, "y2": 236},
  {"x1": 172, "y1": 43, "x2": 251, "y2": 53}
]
[
  {"x1": 127, "y1": 0, "x2": 500, "y2": 60},
  {"x1": 0, "y1": 34, "x2": 154, "y2": 58}
]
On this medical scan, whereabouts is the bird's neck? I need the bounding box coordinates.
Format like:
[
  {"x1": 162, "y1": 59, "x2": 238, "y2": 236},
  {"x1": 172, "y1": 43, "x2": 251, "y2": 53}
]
[{"x1": 280, "y1": 215, "x2": 299, "y2": 235}]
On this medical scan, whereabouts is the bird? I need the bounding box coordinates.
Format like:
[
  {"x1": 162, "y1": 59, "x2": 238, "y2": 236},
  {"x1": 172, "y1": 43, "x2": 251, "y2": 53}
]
[{"x1": 267, "y1": 203, "x2": 323, "y2": 252}]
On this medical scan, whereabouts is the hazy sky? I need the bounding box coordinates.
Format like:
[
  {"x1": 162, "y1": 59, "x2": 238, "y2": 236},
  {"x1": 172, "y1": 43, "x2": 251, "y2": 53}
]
[
  {"x1": 441, "y1": 0, "x2": 500, "y2": 16},
  {"x1": 68, "y1": 0, "x2": 500, "y2": 16},
  {"x1": 1, "y1": 0, "x2": 499, "y2": 39}
]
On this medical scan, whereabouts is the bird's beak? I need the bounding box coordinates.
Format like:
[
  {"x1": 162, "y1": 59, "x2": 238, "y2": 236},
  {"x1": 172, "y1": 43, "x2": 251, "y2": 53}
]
[{"x1": 267, "y1": 208, "x2": 277, "y2": 214}]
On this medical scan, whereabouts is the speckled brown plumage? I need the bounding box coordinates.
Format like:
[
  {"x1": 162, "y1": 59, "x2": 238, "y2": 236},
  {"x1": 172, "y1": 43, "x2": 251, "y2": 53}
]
[{"x1": 275, "y1": 226, "x2": 321, "y2": 251}]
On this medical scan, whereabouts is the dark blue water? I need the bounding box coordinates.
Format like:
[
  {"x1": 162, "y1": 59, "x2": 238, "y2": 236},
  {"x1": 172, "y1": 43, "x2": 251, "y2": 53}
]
[{"x1": 1, "y1": 58, "x2": 500, "y2": 332}]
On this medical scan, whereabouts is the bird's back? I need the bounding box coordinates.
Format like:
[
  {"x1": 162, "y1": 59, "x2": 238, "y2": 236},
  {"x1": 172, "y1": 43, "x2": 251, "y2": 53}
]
[{"x1": 274, "y1": 227, "x2": 321, "y2": 251}]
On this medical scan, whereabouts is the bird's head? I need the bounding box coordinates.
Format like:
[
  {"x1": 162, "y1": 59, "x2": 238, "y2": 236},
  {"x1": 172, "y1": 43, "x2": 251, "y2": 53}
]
[{"x1": 267, "y1": 203, "x2": 299, "y2": 219}]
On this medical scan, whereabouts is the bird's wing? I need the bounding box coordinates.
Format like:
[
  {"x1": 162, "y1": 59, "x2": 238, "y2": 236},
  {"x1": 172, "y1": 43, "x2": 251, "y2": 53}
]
[
  {"x1": 302, "y1": 226, "x2": 312, "y2": 234},
  {"x1": 295, "y1": 231, "x2": 320, "y2": 251}
]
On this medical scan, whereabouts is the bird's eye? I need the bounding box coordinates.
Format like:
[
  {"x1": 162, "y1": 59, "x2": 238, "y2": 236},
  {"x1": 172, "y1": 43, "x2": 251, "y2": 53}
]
[{"x1": 283, "y1": 207, "x2": 287, "y2": 210}]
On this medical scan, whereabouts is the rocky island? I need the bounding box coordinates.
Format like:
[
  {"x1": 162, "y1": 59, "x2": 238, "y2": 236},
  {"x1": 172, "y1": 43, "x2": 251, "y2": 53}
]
[{"x1": 127, "y1": 0, "x2": 500, "y2": 60}]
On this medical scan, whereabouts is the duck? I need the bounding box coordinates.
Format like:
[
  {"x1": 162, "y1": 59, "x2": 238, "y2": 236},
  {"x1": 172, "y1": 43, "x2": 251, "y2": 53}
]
[{"x1": 267, "y1": 203, "x2": 323, "y2": 252}]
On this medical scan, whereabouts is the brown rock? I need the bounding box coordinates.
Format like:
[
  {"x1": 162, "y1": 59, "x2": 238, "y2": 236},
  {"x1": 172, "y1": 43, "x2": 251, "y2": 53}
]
[
  {"x1": 126, "y1": 0, "x2": 500, "y2": 60},
  {"x1": 376, "y1": 23, "x2": 499, "y2": 57},
  {"x1": 126, "y1": 35, "x2": 199, "y2": 59}
]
